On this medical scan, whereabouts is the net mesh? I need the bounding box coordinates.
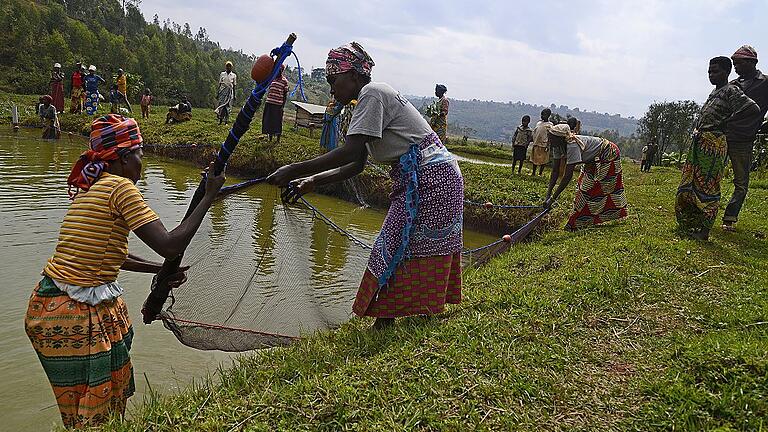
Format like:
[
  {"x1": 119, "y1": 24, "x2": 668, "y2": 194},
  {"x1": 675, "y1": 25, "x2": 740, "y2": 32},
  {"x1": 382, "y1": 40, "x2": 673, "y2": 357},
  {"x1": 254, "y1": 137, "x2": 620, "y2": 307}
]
[{"x1": 156, "y1": 180, "x2": 547, "y2": 352}]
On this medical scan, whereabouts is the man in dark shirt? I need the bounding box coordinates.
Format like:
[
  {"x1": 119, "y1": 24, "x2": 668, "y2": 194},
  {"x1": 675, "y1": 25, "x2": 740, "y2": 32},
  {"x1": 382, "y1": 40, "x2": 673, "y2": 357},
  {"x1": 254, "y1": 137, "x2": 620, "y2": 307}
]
[{"x1": 723, "y1": 45, "x2": 768, "y2": 230}]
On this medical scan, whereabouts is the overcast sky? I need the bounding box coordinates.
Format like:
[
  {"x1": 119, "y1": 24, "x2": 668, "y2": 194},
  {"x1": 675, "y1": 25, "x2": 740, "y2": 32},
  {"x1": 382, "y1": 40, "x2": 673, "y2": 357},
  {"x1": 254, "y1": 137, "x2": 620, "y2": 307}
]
[{"x1": 139, "y1": 0, "x2": 768, "y2": 117}]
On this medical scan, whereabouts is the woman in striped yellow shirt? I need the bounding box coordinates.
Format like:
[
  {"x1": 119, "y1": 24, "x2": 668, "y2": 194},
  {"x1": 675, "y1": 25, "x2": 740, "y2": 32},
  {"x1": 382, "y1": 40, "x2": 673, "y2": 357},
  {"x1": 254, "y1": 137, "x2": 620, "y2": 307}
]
[{"x1": 24, "y1": 114, "x2": 225, "y2": 428}]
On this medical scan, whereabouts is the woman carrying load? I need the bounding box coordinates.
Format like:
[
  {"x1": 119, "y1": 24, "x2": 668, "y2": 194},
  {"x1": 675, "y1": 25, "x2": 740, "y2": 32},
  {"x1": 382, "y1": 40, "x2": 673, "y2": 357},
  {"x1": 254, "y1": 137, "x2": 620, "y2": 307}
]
[
  {"x1": 268, "y1": 42, "x2": 464, "y2": 329},
  {"x1": 543, "y1": 123, "x2": 628, "y2": 230},
  {"x1": 24, "y1": 114, "x2": 225, "y2": 428}
]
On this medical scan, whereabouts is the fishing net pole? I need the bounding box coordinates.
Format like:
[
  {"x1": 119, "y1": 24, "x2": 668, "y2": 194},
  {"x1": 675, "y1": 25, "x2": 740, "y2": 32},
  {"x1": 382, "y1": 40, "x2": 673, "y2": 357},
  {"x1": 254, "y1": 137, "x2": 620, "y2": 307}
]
[{"x1": 141, "y1": 33, "x2": 298, "y2": 324}]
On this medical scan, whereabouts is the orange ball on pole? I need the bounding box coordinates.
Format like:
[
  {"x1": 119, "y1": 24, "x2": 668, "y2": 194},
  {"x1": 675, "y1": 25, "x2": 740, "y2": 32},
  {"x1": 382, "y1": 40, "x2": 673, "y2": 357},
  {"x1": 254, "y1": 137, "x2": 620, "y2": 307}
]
[{"x1": 251, "y1": 55, "x2": 275, "y2": 82}]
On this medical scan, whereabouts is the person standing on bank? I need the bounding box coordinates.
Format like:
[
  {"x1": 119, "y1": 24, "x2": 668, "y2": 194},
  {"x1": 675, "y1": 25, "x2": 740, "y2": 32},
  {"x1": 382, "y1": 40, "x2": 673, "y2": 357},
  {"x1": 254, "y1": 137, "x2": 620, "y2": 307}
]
[
  {"x1": 50, "y1": 63, "x2": 65, "y2": 114},
  {"x1": 116, "y1": 68, "x2": 128, "y2": 99},
  {"x1": 215, "y1": 61, "x2": 237, "y2": 124},
  {"x1": 644, "y1": 138, "x2": 659, "y2": 171},
  {"x1": 511, "y1": 115, "x2": 533, "y2": 174},
  {"x1": 722, "y1": 45, "x2": 768, "y2": 231},
  {"x1": 70, "y1": 63, "x2": 85, "y2": 114},
  {"x1": 531, "y1": 109, "x2": 553, "y2": 176},
  {"x1": 262, "y1": 64, "x2": 289, "y2": 143},
  {"x1": 267, "y1": 42, "x2": 464, "y2": 330},
  {"x1": 675, "y1": 56, "x2": 760, "y2": 240},
  {"x1": 428, "y1": 84, "x2": 450, "y2": 143}
]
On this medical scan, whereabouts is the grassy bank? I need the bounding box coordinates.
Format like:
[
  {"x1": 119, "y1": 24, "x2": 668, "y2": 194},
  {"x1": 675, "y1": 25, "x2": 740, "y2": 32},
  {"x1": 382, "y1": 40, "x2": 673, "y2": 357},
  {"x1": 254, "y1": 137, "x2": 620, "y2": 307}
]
[
  {"x1": 90, "y1": 167, "x2": 765, "y2": 430},
  {"x1": 3, "y1": 91, "x2": 552, "y2": 235},
  {"x1": 445, "y1": 137, "x2": 514, "y2": 161}
]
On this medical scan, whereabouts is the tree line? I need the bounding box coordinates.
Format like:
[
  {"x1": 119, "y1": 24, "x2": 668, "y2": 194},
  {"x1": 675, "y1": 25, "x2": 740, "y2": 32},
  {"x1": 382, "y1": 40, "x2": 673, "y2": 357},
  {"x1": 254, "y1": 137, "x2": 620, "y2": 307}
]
[{"x1": 0, "y1": 0, "x2": 286, "y2": 107}]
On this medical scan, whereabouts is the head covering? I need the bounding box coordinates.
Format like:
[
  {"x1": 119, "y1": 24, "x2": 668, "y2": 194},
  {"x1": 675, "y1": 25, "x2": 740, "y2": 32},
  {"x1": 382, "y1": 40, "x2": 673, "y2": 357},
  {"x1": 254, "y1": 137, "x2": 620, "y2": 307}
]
[
  {"x1": 67, "y1": 115, "x2": 143, "y2": 198},
  {"x1": 436, "y1": 84, "x2": 447, "y2": 93},
  {"x1": 732, "y1": 45, "x2": 758, "y2": 61},
  {"x1": 88, "y1": 65, "x2": 96, "y2": 71},
  {"x1": 41, "y1": 95, "x2": 53, "y2": 104},
  {"x1": 326, "y1": 42, "x2": 375, "y2": 77},
  {"x1": 549, "y1": 123, "x2": 585, "y2": 150},
  {"x1": 53, "y1": 63, "x2": 61, "y2": 68},
  {"x1": 225, "y1": 61, "x2": 233, "y2": 67}
]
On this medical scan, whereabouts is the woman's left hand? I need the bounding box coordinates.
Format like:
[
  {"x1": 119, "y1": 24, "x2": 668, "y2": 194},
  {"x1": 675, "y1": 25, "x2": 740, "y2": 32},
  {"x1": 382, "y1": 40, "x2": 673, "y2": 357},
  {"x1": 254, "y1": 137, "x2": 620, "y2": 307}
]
[
  {"x1": 164, "y1": 265, "x2": 190, "y2": 289},
  {"x1": 266, "y1": 164, "x2": 297, "y2": 187},
  {"x1": 281, "y1": 177, "x2": 315, "y2": 204}
]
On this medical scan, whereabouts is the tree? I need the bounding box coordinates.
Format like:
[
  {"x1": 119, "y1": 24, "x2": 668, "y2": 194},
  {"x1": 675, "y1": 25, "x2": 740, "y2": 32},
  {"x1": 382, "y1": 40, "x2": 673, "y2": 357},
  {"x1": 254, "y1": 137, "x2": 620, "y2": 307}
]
[{"x1": 637, "y1": 100, "x2": 700, "y2": 164}]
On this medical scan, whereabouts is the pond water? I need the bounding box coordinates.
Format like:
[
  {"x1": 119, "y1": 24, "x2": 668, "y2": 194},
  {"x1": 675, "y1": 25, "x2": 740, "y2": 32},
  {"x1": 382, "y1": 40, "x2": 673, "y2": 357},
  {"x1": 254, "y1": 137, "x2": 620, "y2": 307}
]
[{"x1": 0, "y1": 130, "x2": 495, "y2": 430}]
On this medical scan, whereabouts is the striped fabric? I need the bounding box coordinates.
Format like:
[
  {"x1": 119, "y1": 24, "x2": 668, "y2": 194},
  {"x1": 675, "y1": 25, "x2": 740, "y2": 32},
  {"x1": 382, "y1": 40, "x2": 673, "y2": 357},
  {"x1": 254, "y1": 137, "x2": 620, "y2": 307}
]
[
  {"x1": 44, "y1": 173, "x2": 158, "y2": 286},
  {"x1": 25, "y1": 276, "x2": 134, "y2": 428},
  {"x1": 265, "y1": 76, "x2": 289, "y2": 105}
]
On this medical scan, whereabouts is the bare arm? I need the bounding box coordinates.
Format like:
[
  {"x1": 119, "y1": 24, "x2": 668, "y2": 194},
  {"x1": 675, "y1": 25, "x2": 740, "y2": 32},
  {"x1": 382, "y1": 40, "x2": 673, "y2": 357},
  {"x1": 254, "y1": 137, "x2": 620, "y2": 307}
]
[
  {"x1": 267, "y1": 134, "x2": 372, "y2": 186},
  {"x1": 121, "y1": 254, "x2": 162, "y2": 273},
  {"x1": 133, "y1": 163, "x2": 225, "y2": 259}
]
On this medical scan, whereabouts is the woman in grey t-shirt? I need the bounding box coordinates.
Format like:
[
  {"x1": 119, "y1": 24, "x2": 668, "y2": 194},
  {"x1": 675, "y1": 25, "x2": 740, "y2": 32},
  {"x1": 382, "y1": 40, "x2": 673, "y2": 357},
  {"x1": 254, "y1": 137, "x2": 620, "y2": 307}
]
[
  {"x1": 268, "y1": 42, "x2": 464, "y2": 330},
  {"x1": 543, "y1": 123, "x2": 628, "y2": 230}
]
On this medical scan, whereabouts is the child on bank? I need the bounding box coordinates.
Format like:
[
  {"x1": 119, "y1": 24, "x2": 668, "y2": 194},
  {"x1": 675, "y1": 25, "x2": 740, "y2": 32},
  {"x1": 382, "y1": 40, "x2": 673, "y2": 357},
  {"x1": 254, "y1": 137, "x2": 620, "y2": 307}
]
[
  {"x1": 511, "y1": 115, "x2": 533, "y2": 174},
  {"x1": 140, "y1": 88, "x2": 153, "y2": 119}
]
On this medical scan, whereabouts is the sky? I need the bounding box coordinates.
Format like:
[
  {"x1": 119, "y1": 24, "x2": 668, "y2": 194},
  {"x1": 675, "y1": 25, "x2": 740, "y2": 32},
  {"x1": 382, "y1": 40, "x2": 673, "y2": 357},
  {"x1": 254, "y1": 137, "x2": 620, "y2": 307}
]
[{"x1": 139, "y1": 0, "x2": 768, "y2": 118}]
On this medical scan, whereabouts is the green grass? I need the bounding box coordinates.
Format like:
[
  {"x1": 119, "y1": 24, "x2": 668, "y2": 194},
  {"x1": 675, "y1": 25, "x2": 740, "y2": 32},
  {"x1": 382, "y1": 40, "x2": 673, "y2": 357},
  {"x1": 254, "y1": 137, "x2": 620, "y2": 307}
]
[
  {"x1": 445, "y1": 137, "x2": 514, "y2": 161},
  {"x1": 89, "y1": 164, "x2": 766, "y2": 431}
]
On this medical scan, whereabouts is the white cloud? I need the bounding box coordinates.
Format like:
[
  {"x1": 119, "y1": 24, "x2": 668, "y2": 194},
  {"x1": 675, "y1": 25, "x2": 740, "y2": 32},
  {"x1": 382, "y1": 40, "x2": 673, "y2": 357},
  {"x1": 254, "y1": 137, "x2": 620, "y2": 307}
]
[{"x1": 139, "y1": 0, "x2": 768, "y2": 117}]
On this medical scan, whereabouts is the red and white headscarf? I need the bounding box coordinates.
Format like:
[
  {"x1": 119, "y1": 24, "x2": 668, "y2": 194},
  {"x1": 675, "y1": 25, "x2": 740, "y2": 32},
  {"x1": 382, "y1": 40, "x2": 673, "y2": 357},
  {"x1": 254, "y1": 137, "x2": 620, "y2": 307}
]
[
  {"x1": 67, "y1": 114, "x2": 143, "y2": 198},
  {"x1": 732, "y1": 45, "x2": 758, "y2": 61},
  {"x1": 326, "y1": 42, "x2": 375, "y2": 77}
]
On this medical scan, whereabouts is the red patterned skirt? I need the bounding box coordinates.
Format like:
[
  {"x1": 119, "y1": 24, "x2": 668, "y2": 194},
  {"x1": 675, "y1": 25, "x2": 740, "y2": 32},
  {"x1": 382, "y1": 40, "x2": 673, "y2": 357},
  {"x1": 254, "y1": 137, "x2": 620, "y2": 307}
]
[
  {"x1": 566, "y1": 141, "x2": 628, "y2": 230},
  {"x1": 353, "y1": 253, "x2": 462, "y2": 317}
]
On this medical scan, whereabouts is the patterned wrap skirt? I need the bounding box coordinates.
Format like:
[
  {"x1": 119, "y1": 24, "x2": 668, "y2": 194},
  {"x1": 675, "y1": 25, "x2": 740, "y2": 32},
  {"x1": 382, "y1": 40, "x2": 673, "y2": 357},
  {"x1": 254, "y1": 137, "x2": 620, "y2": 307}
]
[
  {"x1": 25, "y1": 276, "x2": 134, "y2": 428},
  {"x1": 429, "y1": 114, "x2": 448, "y2": 144},
  {"x1": 353, "y1": 133, "x2": 464, "y2": 318},
  {"x1": 70, "y1": 87, "x2": 84, "y2": 113},
  {"x1": 84, "y1": 91, "x2": 100, "y2": 115},
  {"x1": 566, "y1": 140, "x2": 628, "y2": 230},
  {"x1": 675, "y1": 132, "x2": 728, "y2": 233}
]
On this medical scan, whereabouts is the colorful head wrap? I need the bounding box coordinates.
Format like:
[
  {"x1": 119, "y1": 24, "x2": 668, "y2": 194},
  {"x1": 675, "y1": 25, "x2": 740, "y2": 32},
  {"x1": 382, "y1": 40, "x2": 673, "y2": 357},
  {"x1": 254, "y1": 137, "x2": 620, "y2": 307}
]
[
  {"x1": 732, "y1": 45, "x2": 758, "y2": 61},
  {"x1": 326, "y1": 42, "x2": 375, "y2": 77},
  {"x1": 67, "y1": 114, "x2": 143, "y2": 198}
]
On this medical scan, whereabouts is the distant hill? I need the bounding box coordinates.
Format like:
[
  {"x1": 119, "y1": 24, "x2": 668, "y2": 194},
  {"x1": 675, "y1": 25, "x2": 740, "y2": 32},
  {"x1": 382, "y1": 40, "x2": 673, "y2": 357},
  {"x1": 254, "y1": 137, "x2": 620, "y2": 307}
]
[{"x1": 409, "y1": 96, "x2": 639, "y2": 141}]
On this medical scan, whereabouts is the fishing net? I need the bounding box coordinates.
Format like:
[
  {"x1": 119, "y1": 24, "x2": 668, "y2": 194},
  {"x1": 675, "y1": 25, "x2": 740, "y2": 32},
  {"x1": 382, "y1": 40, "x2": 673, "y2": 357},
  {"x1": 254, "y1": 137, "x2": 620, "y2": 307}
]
[
  {"x1": 158, "y1": 183, "x2": 374, "y2": 351},
  {"x1": 154, "y1": 178, "x2": 548, "y2": 352}
]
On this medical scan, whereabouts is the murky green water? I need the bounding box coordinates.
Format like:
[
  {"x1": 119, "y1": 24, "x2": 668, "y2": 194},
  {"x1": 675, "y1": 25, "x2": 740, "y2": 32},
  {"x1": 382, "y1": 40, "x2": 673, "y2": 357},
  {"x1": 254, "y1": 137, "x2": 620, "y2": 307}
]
[{"x1": 0, "y1": 130, "x2": 494, "y2": 430}]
